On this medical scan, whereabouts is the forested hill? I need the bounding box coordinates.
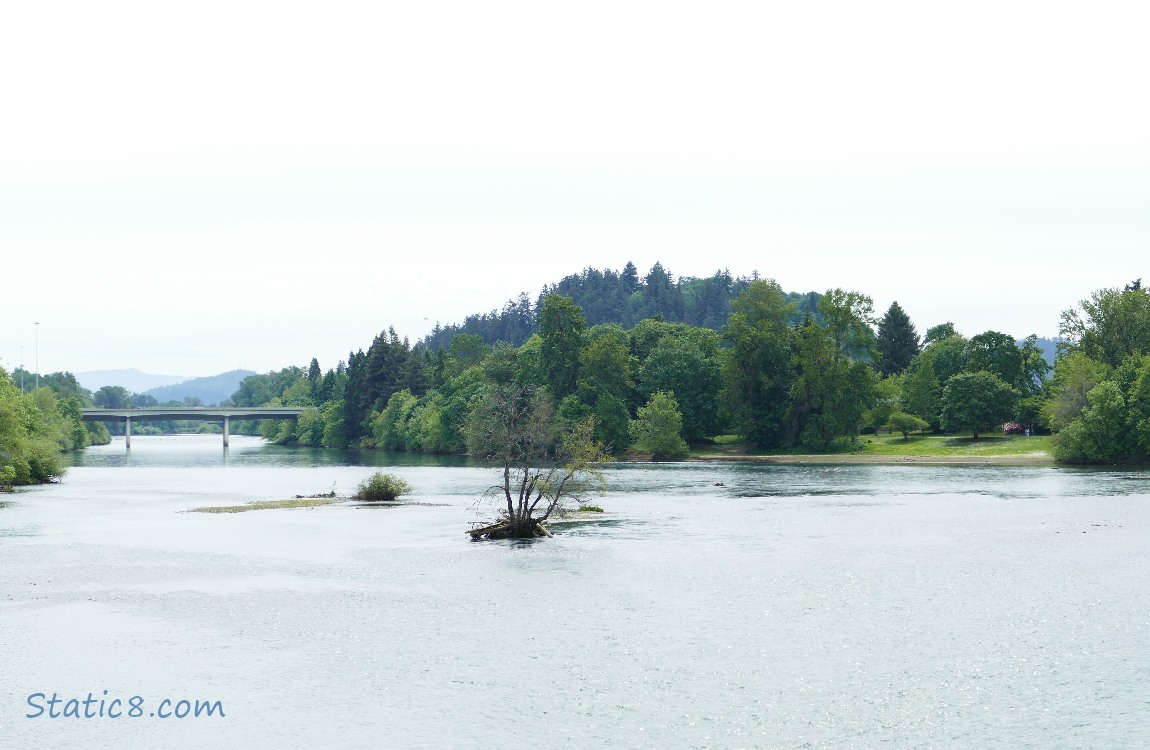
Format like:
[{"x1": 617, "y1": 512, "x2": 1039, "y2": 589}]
[
  {"x1": 421, "y1": 261, "x2": 822, "y2": 350},
  {"x1": 145, "y1": 369, "x2": 256, "y2": 406}
]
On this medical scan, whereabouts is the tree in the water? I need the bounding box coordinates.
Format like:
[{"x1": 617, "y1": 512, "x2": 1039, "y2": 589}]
[{"x1": 466, "y1": 384, "x2": 608, "y2": 539}]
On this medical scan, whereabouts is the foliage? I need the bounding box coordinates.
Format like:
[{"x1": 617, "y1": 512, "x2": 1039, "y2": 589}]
[
  {"x1": 629, "y1": 392, "x2": 689, "y2": 460},
  {"x1": 0, "y1": 370, "x2": 73, "y2": 486},
  {"x1": 866, "y1": 374, "x2": 903, "y2": 433},
  {"x1": 539, "y1": 293, "x2": 587, "y2": 401},
  {"x1": 92, "y1": 385, "x2": 132, "y2": 409},
  {"x1": 577, "y1": 327, "x2": 634, "y2": 403},
  {"x1": 875, "y1": 301, "x2": 920, "y2": 376},
  {"x1": 818, "y1": 288, "x2": 876, "y2": 362},
  {"x1": 1052, "y1": 354, "x2": 1150, "y2": 464},
  {"x1": 886, "y1": 411, "x2": 930, "y2": 440},
  {"x1": 467, "y1": 384, "x2": 609, "y2": 537},
  {"x1": 1042, "y1": 352, "x2": 1110, "y2": 432},
  {"x1": 721, "y1": 279, "x2": 796, "y2": 447},
  {"x1": 354, "y1": 472, "x2": 413, "y2": 502},
  {"x1": 940, "y1": 371, "x2": 1020, "y2": 440},
  {"x1": 787, "y1": 293, "x2": 879, "y2": 450},
  {"x1": 901, "y1": 355, "x2": 942, "y2": 428},
  {"x1": 592, "y1": 393, "x2": 631, "y2": 454},
  {"x1": 637, "y1": 331, "x2": 722, "y2": 441},
  {"x1": 1060, "y1": 284, "x2": 1150, "y2": 367},
  {"x1": 924, "y1": 322, "x2": 958, "y2": 345}
]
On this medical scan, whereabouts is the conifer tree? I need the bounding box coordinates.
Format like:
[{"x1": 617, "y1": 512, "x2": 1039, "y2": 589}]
[{"x1": 875, "y1": 301, "x2": 921, "y2": 376}]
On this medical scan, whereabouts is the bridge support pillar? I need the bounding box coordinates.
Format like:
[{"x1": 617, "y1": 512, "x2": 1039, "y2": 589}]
[
  {"x1": 223, "y1": 416, "x2": 229, "y2": 448},
  {"x1": 125, "y1": 416, "x2": 131, "y2": 450}
]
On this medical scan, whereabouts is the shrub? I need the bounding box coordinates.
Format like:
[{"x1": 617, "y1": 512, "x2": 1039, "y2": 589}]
[{"x1": 354, "y1": 472, "x2": 412, "y2": 502}]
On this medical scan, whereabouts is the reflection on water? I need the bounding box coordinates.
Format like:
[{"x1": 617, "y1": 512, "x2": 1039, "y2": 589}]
[
  {"x1": 67, "y1": 435, "x2": 481, "y2": 469},
  {"x1": 4, "y1": 435, "x2": 1149, "y2": 749}
]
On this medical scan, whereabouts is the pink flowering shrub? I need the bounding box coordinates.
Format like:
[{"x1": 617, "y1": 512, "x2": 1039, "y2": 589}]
[{"x1": 1002, "y1": 422, "x2": 1026, "y2": 435}]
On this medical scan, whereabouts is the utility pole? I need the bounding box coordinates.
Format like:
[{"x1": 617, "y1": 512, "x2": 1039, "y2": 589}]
[{"x1": 34, "y1": 322, "x2": 39, "y2": 389}]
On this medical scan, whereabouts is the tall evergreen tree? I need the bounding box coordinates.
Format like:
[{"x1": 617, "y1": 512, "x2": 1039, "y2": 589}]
[{"x1": 875, "y1": 301, "x2": 920, "y2": 376}]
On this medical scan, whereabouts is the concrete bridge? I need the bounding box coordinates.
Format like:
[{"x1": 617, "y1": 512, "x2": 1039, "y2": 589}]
[{"x1": 82, "y1": 407, "x2": 306, "y2": 448}]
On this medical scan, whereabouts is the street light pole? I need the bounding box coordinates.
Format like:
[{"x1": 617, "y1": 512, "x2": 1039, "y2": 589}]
[{"x1": 34, "y1": 322, "x2": 39, "y2": 389}]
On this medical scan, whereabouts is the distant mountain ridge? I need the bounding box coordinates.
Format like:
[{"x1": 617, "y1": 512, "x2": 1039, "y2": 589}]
[
  {"x1": 145, "y1": 370, "x2": 256, "y2": 406},
  {"x1": 76, "y1": 368, "x2": 188, "y2": 393}
]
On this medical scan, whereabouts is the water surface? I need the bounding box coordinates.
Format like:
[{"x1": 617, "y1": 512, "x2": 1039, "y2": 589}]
[{"x1": 2, "y1": 436, "x2": 1147, "y2": 749}]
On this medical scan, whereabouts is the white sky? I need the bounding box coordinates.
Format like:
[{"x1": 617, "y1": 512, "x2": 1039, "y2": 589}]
[{"x1": 2, "y1": 0, "x2": 1148, "y2": 378}]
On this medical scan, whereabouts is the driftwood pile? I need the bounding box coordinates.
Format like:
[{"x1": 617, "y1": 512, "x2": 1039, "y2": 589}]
[{"x1": 468, "y1": 517, "x2": 554, "y2": 540}]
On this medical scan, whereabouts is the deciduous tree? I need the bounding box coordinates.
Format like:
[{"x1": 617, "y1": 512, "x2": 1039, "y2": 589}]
[{"x1": 940, "y1": 371, "x2": 1020, "y2": 440}]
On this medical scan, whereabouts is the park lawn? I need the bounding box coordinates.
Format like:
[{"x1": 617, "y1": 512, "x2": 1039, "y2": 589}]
[
  {"x1": 691, "y1": 433, "x2": 1052, "y2": 459},
  {"x1": 856, "y1": 432, "x2": 1052, "y2": 457}
]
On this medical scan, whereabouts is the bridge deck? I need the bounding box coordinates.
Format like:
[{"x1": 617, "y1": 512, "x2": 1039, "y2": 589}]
[{"x1": 82, "y1": 407, "x2": 305, "y2": 422}]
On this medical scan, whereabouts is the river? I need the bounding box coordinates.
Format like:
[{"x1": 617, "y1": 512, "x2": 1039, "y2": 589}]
[{"x1": 2, "y1": 435, "x2": 1148, "y2": 749}]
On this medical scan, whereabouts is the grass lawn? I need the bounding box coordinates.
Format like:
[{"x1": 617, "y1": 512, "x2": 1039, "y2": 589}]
[
  {"x1": 692, "y1": 432, "x2": 1052, "y2": 460},
  {"x1": 855, "y1": 432, "x2": 1051, "y2": 457}
]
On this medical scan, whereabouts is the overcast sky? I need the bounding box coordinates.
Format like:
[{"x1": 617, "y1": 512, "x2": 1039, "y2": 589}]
[{"x1": 3, "y1": 0, "x2": 1148, "y2": 379}]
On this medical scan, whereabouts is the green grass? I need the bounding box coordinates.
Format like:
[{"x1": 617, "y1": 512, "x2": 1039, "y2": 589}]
[
  {"x1": 190, "y1": 498, "x2": 342, "y2": 513},
  {"x1": 690, "y1": 432, "x2": 1052, "y2": 459},
  {"x1": 856, "y1": 433, "x2": 1052, "y2": 457}
]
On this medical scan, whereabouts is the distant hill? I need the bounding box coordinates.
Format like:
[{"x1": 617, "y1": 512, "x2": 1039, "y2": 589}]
[
  {"x1": 145, "y1": 370, "x2": 256, "y2": 406},
  {"x1": 76, "y1": 368, "x2": 188, "y2": 393},
  {"x1": 421, "y1": 261, "x2": 823, "y2": 351},
  {"x1": 1024, "y1": 336, "x2": 1063, "y2": 368}
]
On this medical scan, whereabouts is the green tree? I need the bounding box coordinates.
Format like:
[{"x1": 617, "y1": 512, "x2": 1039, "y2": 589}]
[
  {"x1": 1053, "y1": 381, "x2": 1129, "y2": 462},
  {"x1": 940, "y1": 371, "x2": 1020, "y2": 439},
  {"x1": 866, "y1": 374, "x2": 903, "y2": 433},
  {"x1": 1051, "y1": 354, "x2": 1150, "y2": 463},
  {"x1": 371, "y1": 389, "x2": 419, "y2": 451},
  {"x1": 629, "y1": 391, "x2": 689, "y2": 460},
  {"x1": 818, "y1": 288, "x2": 876, "y2": 361},
  {"x1": 1042, "y1": 352, "x2": 1110, "y2": 432},
  {"x1": 875, "y1": 301, "x2": 920, "y2": 376},
  {"x1": 1060, "y1": 284, "x2": 1150, "y2": 367},
  {"x1": 538, "y1": 293, "x2": 587, "y2": 401},
  {"x1": 965, "y1": 331, "x2": 1025, "y2": 390},
  {"x1": 92, "y1": 385, "x2": 132, "y2": 409},
  {"x1": 886, "y1": 411, "x2": 930, "y2": 439},
  {"x1": 901, "y1": 354, "x2": 942, "y2": 428},
  {"x1": 577, "y1": 328, "x2": 634, "y2": 403},
  {"x1": 467, "y1": 384, "x2": 608, "y2": 538},
  {"x1": 0, "y1": 370, "x2": 66, "y2": 485},
  {"x1": 721, "y1": 279, "x2": 796, "y2": 447},
  {"x1": 638, "y1": 332, "x2": 722, "y2": 441},
  {"x1": 593, "y1": 393, "x2": 631, "y2": 454},
  {"x1": 924, "y1": 322, "x2": 958, "y2": 345}
]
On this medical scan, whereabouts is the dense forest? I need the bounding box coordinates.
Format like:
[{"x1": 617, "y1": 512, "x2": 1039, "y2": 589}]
[
  {"x1": 226, "y1": 261, "x2": 1148, "y2": 465},
  {"x1": 420, "y1": 262, "x2": 822, "y2": 350}
]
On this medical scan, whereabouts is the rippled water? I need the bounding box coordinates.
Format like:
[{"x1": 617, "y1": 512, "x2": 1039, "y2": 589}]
[{"x1": 2, "y1": 436, "x2": 1148, "y2": 749}]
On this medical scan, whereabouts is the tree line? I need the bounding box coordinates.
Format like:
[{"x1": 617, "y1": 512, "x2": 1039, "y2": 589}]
[
  {"x1": 0, "y1": 368, "x2": 111, "y2": 488},
  {"x1": 420, "y1": 262, "x2": 822, "y2": 350},
  {"x1": 235, "y1": 261, "x2": 1135, "y2": 462}
]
